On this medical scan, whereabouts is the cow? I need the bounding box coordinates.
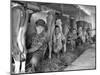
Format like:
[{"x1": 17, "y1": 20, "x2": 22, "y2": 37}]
[{"x1": 11, "y1": 4, "x2": 29, "y2": 73}]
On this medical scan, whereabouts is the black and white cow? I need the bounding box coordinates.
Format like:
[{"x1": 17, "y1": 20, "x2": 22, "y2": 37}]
[{"x1": 11, "y1": 3, "x2": 29, "y2": 73}]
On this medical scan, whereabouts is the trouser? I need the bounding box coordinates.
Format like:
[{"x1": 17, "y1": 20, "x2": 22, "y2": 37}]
[{"x1": 26, "y1": 43, "x2": 47, "y2": 72}]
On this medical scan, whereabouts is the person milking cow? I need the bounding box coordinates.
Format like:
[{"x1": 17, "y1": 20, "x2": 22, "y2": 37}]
[
  {"x1": 26, "y1": 19, "x2": 48, "y2": 72},
  {"x1": 53, "y1": 19, "x2": 66, "y2": 58}
]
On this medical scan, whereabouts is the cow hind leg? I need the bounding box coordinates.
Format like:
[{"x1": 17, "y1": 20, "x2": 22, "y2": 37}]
[
  {"x1": 14, "y1": 60, "x2": 20, "y2": 73},
  {"x1": 21, "y1": 61, "x2": 26, "y2": 73},
  {"x1": 63, "y1": 43, "x2": 66, "y2": 53},
  {"x1": 48, "y1": 42, "x2": 52, "y2": 59}
]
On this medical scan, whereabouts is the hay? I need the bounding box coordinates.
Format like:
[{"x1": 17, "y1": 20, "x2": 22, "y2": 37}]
[{"x1": 26, "y1": 44, "x2": 90, "y2": 73}]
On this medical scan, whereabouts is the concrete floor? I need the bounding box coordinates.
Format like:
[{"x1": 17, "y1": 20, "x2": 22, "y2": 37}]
[{"x1": 64, "y1": 44, "x2": 96, "y2": 71}]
